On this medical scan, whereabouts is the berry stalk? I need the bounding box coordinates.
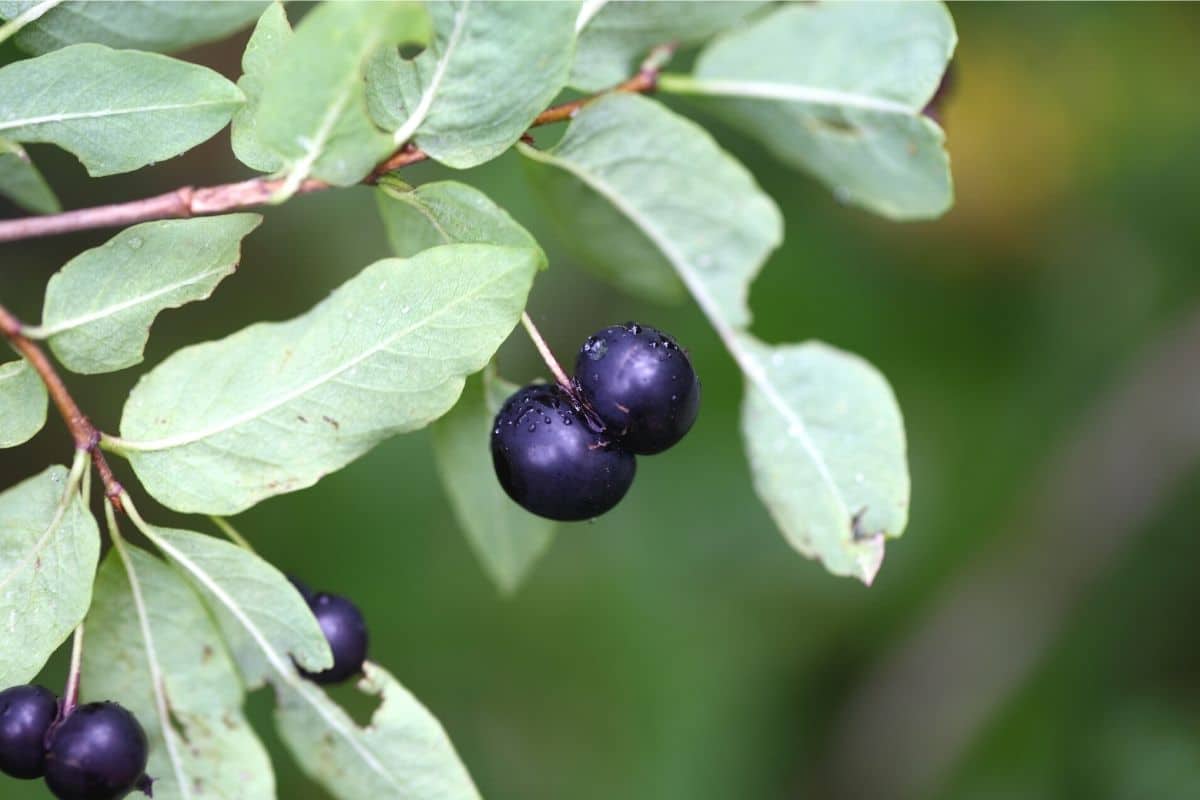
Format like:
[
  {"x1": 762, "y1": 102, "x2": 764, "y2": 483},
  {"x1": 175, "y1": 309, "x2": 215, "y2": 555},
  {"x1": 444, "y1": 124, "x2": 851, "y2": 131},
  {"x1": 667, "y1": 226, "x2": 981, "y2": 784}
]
[
  {"x1": 60, "y1": 624, "x2": 84, "y2": 717},
  {"x1": 520, "y1": 312, "x2": 574, "y2": 393}
]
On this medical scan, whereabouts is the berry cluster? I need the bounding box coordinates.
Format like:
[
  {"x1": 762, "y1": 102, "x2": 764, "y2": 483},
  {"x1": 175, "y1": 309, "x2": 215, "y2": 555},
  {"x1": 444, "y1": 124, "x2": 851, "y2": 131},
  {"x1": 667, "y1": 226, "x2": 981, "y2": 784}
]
[
  {"x1": 492, "y1": 323, "x2": 701, "y2": 521},
  {"x1": 0, "y1": 685, "x2": 149, "y2": 800},
  {"x1": 0, "y1": 584, "x2": 368, "y2": 798},
  {"x1": 291, "y1": 578, "x2": 370, "y2": 685}
]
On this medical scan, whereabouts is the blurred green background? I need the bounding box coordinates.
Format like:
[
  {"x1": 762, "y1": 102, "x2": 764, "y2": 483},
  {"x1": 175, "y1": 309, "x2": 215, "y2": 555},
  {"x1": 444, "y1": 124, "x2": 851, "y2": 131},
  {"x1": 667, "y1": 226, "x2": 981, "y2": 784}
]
[{"x1": 4, "y1": 4, "x2": 1200, "y2": 799}]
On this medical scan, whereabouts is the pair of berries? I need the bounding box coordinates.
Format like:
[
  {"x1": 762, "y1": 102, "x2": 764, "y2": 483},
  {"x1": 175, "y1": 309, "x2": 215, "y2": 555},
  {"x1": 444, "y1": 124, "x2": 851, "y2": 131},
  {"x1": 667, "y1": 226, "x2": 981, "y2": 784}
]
[
  {"x1": 492, "y1": 323, "x2": 701, "y2": 521},
  {"x1": 0, "y1": 685, "x2": 149, "y2": 800},
  {"x1": 291, "y1": 578, "x2": 369, "y2": 685}
]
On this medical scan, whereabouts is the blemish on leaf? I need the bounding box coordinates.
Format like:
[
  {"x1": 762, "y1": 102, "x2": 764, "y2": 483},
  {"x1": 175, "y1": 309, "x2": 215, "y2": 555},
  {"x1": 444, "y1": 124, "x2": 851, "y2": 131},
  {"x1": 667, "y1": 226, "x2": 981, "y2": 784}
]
[
  {"x1": 809, "y1": 115, "x2": 860, "y2": 137},
  {"x1": 322, "y1": 416, "x2": 340, "y2": 430}
]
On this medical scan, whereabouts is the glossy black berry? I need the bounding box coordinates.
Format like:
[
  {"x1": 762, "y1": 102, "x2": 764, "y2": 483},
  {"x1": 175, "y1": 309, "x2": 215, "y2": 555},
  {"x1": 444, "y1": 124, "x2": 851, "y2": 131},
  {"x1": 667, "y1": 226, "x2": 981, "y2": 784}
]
[
  {"x1": 0, "y1": 684, "x2": 58, "y2": 779},
  {"x1": 491, "y1": 383, "x2": 637, "y2": 521},
  {"x1": 301, "y1": 592, "x2": 369, "y2": 685},
  {"x1": 43, "y1": 702, "x2": 148, "y2": 800},
  {"x1": 574, "y1": 323, "x2": 701, "y2": 455}
]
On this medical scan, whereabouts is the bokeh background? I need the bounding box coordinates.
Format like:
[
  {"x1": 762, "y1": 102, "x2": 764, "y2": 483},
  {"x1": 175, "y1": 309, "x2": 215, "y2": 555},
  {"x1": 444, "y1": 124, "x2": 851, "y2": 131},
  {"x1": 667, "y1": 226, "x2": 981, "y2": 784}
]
[{"x1": 4, "y1": 4, "x2": 1200, "y2": 799}]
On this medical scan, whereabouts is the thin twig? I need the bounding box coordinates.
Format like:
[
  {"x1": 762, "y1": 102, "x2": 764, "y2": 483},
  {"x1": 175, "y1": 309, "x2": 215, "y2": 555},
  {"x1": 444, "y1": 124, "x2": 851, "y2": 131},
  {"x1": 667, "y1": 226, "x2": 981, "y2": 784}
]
[
  {"x1": 61, "y1": 622, "x2": 84, "y2": 716},
  {"x1": 0, "y1": 70, "x2": 661, "y2": 244},
  {"x1": 520, "y1": 312, "x2": 573, "y2": 392},
  {"x1": 0, "y1": 303, "x2": 124, "y2": 508}
]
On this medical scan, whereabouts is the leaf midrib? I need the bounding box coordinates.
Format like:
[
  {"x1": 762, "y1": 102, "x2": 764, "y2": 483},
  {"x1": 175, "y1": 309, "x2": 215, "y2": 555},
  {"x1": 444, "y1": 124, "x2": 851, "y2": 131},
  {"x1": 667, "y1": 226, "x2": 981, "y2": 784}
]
[
  {"x1": 35, "y1": 265, "x2": 229, "y2": 339},
  {"x1": 0, "y1": 98, "x2": 239, "y2": 133},
  {"x1": 112, "y1": 545, "x2": 194, "y2": 800},
  {"x1": 659, "y1": 75, "x2": 916, "y2": 116},
  {"x1": 120, "y1": 255, "x2": 521, "y2": 452},
  {"x1": 145, "y1": 529, "x2": 404, "y2": 793},
  {"x1": 390, "y1": 0, "x2": 472, "y2": 145}
]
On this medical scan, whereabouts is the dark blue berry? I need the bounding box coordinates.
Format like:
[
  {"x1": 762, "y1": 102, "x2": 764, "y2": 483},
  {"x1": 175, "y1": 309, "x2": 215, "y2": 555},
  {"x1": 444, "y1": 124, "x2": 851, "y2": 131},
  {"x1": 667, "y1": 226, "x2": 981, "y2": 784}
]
[
  {"x1": 574, "y1": 323, "x2": 700, "y2": 455},
  {"x1": 0, "y1": 684, "x2": 58, "y2": 779},
  {"x1": 301, "y1": 592, "x2": 368, "y2": 685},
  {"x1": 43, "y1": 702, "x2": 148, "y2": 800},
  {"x1": 491, "y1": 383, "x2": 636, "y2": 521}
]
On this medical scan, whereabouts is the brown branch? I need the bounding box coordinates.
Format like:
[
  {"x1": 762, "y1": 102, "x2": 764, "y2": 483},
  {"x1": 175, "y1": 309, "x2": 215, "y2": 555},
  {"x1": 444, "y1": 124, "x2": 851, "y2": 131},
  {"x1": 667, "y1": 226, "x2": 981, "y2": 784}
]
[
  {"x1": 0, "y1": 303, "x2": 124, "y2": 509},
  {"x1": 0, "y1": 71, "x2": 660, "y2": 244}
]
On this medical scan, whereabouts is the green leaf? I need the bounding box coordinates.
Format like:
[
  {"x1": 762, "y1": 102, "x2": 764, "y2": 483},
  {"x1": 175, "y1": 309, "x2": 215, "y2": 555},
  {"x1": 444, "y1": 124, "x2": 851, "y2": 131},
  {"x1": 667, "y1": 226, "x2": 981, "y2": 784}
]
[
  {"x1": 0, "y1": 464, "x2": 98, "y2": 686},
  {"x1": 0, "y1": 359, "x2": 47, "y2": 448},
  {"x1": 0, "y1": 0, "x2": 268, "y2": 55},
  {"x1": 517, "y1": 93, "x2": 781, "y2": 328},
  {"x1": 516, "y1": 93, "x2": 911, "y2": 581},
  {"x1": 253, "y1": 1, "x2": 429, "y2": 196},
  {"x1": 739, "y1": 338, "x2": 908, "y2": 584},
  {"x1": 117, "y1": 243, "x2": 540, "y2": 514},
  {"x1": 570, "y1": 0, "x2": 763, "y2": 91},
  {"x1": 373, "y1": 181, "x2": 552, "y2": 591},
  {"x1": 276, "y1": 661, "x2": 481, "y2": 800},
  {"x1": 230, "y1": 1, "x2": 291, "y2": 173},
  {"x1": 136, "y1": 524, "x2": 331, "y2": 685},
  {"x1": 83, "y1": 545, "x2": 275, "y2": 800},
  {"x1": 658, "y1": 2, "x2": 956, "y2": 220},
  {"x1": 520, "y1": 142, "x2": 684, "y2": 304},
  {"x1": 375, "y1": 179, "x2": 543, "y2": 260},
  {"x1": 366, "y1": 0, "x2": 577, "y2": 169},
  {"x1": 30, "y1": 214, "x2": 262, "y2": 375},
  {"x1": 135, "y1": 522, "x2": 476, "y2": 799},
  {"x1": 433, "y1": 371, "x2": 554, "y2": 594},
  {"x1": 0, "y1": 43, "x2": 244, "y2": 177},
  {"x1": 0, "y1": 138, "x2": 60, "y2": 214}
]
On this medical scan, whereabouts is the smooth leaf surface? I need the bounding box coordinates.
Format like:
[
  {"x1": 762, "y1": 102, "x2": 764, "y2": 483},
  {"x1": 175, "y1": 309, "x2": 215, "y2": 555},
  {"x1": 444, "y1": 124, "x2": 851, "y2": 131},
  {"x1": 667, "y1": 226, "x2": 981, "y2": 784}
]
[
  {"x1": 0, "y1": 0, "x2": 268, "y2": 55},
  {"x1": 138, "y1": 524, "x2": 331, "y2": 685},
  {"x1": 739, "y1": 338, "x2": 909, "y2": 584},
  {"x1": 433, "y1": 371, "x2": 554, "y2": 594},
  {"x1": 118, "y1": 244, "x2": 540, "y2": 513},
  {"x1": 570, "y1": 1, "x2": 763, "y2": 91},
  {"x1": 0, "y1": 465, "x2": 98, "y2": 686},
  {"x1": 230, "y1": 1, "x2": 291, "y2": 173},
  {"x1": 0, "y1": 359, "x2": 47, "y2": 448},
  {"x1": 139, "y1": 524, "x2": 475, "y2": 799},
  {"x1": 276, "y1": 661, "x2": 481, "y2": 800},
  {"x1": 253, "y1": 1, "x2": 428, "y2": 194},
  {"x1": 375, "y1": 179, "x2": 542, "y2": 259},
  {"x1": 660, "y1": 1, "x2": 956, "y2": 220},
  {"x1": 375, "y1": 182, "x2": 553, "y2": 591},
  {"x1": 520, "y1": 142, "x2": 684, "y2": 303},
  {"x1": 0, "y1": 138, "x2": 59, "y2": 214},
  {"x1": 366, "y1": 0, "x2": 577, "y2": 169},
  {"x1": 33, "y1": 214, "x2": 262, "y2": 374},
  {"x1": 0, "y1": 43, "x2": 244, "y2": 176},
  {"x1": 84, "y1": 546, "x2": 275, "y2": 800},
  {"x1": 518, "y1": 93, "x2": 781, "y2": 328}
]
